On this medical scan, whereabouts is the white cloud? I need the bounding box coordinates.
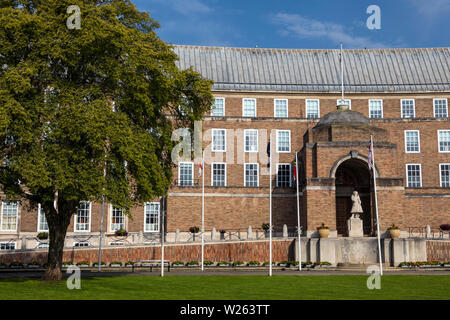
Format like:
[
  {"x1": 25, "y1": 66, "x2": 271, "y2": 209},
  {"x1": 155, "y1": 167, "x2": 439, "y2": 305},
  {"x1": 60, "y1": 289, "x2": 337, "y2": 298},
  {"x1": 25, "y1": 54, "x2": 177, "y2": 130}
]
[
  {"x1": 151, "y1": 0, "x2": 213, "y2": 16},
  {"x1": 408, "y1": 0, "x2": 450, "y2": 18},
  {"x1": 271, "y1": 13, "x2": 388, "y2": 49}
]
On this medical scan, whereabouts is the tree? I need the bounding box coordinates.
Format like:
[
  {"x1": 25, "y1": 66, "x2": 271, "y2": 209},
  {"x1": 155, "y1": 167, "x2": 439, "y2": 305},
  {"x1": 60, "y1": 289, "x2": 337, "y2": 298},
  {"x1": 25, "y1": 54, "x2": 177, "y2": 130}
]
[{"x1": 0, "y1": 0, "x2": 213, "y2": 280}]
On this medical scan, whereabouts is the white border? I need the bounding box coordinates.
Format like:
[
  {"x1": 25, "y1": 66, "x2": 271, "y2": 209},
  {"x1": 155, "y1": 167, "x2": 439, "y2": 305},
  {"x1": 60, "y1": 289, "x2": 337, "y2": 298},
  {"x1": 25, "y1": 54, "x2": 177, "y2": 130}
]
[
  {"x1": 144, "y1": 202, "x2": 160, "y2": 233},
  {"x1": 109, "y1": 205, "x2": 126, "y2": 233},
  {"x1": 178, "y1": 162, "x2": 194, "y2": 186},
  {"x1": 74, "y1": 201, "x2": 91, "y2": 232},
  {"x1": 276, "y1": 130, "x2": 291, "y2": 153},
  {"x1": 211, "y1": 128, "x2": 227, "y2": 152},
  {"x1": 211, "y1": 97, "x2": 225, "y2": 117},
  {"x1": 244, "y1": 129, "x2": 258, "y2": 152},
  {"x1": 401, "y1": 99, "x2": 415, "y2": 118},
  {"x1": 244, "y1": 163, "x2": 259, "y2": 187},
  {"x1": 369, "y1": 99, "x2": 383, "y2": 119},
  {"x1": 433, "y1": 98, "x2": 448, "y2": 118},
  {"x1": 242, "y1": 98, "x2": 257, "y2": 117},
  {"x1": 405, "y1": 163, "x2": 422, "y2": 188},
  {"x1": 274, "y1": 99, "x2": 288, "y2": 118},
  {"x1": 404, "y1": 130, "x2": 420, "y2": 153},
  {"x1": 439, "y1": 163, "x2": 450, "y2": 187},
  {"x1": 305, "y1": 99, "x2": 320, "y2": 118},
  {"x1": 276, "y1": 163, "x2": 292, "y2": 187},
  {"x1": 37, "y1": 204, "x2": 49, "y2": 232},
  {"x1": 437, "y1": 130, "x2": 450, "y2": 153},
  {"x1": 211, "y1": 162, "x2": 227, "y2": 187}
]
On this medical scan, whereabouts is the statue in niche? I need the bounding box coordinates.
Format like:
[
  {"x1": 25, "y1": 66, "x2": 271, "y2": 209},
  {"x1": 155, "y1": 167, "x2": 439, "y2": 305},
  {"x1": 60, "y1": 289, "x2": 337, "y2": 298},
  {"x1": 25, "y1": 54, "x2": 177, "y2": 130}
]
[{"x1": 350, "y1": 190, "x2": 363, "y2": 218}]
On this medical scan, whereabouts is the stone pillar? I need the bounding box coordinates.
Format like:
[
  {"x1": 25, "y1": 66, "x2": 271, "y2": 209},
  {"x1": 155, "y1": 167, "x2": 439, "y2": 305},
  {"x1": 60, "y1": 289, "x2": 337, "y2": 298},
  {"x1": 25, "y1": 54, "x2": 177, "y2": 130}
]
[
  {"x1": 21, "y1": 235, "x2": 27, "y2": 250},
  {"x1": 211, "y1": 227, "x2": 216, "y2": 241},
  {"x1": 282, "y1": 224, "x2": 288, "y2": 238},
  {"x1": 347, "y1": 214, "x2": 364, "y2": 237},
  {"x1": 319, "y1": 238, "x2": 337, "y2": 266},
  {"x1": 426, "y1": 225, "x2": 431, "y2": 238},
  {"x1": 247, "y1": 226, "x2": 253, "y2": 240},
  {"x1": 175, "y1": 229, "x2": 180, "y2": 243}
]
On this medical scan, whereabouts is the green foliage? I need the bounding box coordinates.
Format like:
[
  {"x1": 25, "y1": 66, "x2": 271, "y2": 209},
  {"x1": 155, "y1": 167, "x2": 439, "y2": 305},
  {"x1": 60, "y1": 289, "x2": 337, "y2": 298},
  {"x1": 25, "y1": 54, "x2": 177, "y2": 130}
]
[{"x1": 0, "y1": 0, "x2": 213, "y2": 273}]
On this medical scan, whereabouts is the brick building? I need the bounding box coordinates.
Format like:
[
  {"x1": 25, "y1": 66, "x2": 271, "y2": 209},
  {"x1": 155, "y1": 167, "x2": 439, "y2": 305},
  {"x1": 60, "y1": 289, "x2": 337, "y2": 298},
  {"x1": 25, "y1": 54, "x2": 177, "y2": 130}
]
[{"x1": 1, "y1": 46, "x2": 449, "y2": 250}]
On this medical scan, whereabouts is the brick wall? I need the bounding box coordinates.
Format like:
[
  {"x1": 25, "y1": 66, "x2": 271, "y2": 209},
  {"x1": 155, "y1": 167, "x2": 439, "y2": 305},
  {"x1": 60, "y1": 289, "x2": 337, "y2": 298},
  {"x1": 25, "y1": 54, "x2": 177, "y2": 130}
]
[
  {"x1": 0, "y1": 239, "x2": 295, "y2": 265},
  {"x1": 426, "y1": 240, "x2": 450, "y2": 262}
]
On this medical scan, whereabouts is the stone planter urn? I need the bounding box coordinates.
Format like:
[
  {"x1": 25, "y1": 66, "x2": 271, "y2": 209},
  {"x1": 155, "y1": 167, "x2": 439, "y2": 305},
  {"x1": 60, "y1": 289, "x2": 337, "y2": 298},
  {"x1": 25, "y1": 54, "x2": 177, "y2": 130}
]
[
  {"x1": 389, "y1": 229, "x2": 400, "y2": 239},
  {"x1": 318, "y1": 229, "x2": 330, "y2": 238}
]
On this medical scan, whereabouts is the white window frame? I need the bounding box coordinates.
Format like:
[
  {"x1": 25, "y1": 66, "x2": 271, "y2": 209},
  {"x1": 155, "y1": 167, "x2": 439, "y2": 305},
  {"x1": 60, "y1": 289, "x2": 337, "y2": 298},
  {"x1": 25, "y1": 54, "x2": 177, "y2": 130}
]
[
  {"x1": 276, "y1": 163, "x2": 292, "y2": 187},
  {"x1": 369, "y1": 99, "x2": 383, "y2": 119},
  {"x1": 0, "y1": 242, "x2": 16, "y2": 250},
  {"x1": 244, "y1": 163, "x2": 259, "y2": 187},
  {"x1": 109, "y1": 205, "x2": 126, "y2": 232},
  {"x1": 242, "y1": 98, "x2": 257, "y2": 117},
  {"x1": 276, "y1": 130, "x2": 291, "y2": 153},
  {"x1": 337, "y1": 99, "x2": 351, "y2": 109},
  {"x1": 211, "y1": 97, "x2": 225, "y2": 117},
  {"x1": 305, "y1": 99, "x2": 320, "y2": 119},
  {"x1": 439, "y1": 163, "x2": 450, "y2": 188},
  {"x1": 144, "y1": 202, "x2": 160, "y2": 233},
  {"x1": 404, "y1": 130, "x2": 420, "y2": 153},
  {"x1": 274, "y1": 99, "x2": 288, "y2": 118},
  {"x1": 406, "y1": 164, "x2": 422, "y2": 188},
  {"x1": 401, "y1": 99, "x2": 415, "y2": 118},
  {"x1": 438, "y1": 130, "x2": 450, "y2": 153},
  {"x1": 178, "y1": 162, "x2": 194, "y2": 186},
  {"x1": 37, "y1": 203, "x2": 49, "y2": 232},
  {"x1": 0, "y1": 201, "x2": 18, "y2": 232},
  {"x1": 74, "y1": 201, "x2": 91, "y2": 232},
  {"x1": 212, "y1": 129, "x2": 226, "y2": 152},
  {"x1": 244, "y1": 129, "x2": 258, "y2": 152},
  {"x1": 433, "y1": 98, "x2": 448, "y2": 118},
  {"x1": 211, "y1": 162, "x2": 227, "y2": 187}
]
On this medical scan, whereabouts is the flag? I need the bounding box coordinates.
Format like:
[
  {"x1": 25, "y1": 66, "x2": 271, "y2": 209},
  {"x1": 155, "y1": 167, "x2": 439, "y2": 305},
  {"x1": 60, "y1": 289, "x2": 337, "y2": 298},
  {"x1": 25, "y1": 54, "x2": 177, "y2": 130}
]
[
  {"x1": 198, "y1": 162, "x2": 203, "y2": 177},
  {"x1": 266, "y1": 139, "x2": 271, "y2": 168},
  {"x1": 293, "y1": 161, "x2": 297, "y2": 184},
  {"x1": 368, "y1": 136, "x2": 373, "y2": 170}
]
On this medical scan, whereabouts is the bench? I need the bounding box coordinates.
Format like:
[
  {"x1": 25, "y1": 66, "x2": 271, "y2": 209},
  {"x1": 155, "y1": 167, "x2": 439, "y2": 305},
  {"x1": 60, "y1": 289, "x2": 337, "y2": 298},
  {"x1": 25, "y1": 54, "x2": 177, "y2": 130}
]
[{"x1": 131, "y1": 260, "x2": 170, "y2": 272}]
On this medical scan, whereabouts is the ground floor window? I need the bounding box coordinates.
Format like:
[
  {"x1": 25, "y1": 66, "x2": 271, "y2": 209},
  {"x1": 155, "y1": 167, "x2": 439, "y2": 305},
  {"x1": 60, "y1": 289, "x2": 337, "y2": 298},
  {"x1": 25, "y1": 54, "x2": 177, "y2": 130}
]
[
  {"x1": 406, "y1": 164, "x2": 422, "y2": 187},
  {"x1": 73, "y1": 241, "x2": 90, "y2": 247},
  {"x1": 277, "y1": 164, "x2": 291, "y2": 187},
  {"x1": 110, "y1": 206, "x2": 125, "y2": 231},
  {"x1": 440, "y1": 164, "x2": 450, "y2": 187},
  {"x1": 1, "y1": 201, "x2": 18, "y2": 232},
  {"x1": 75, "y1": 201, "x2": 91, "y2": 232},
  {"x1": 145, "y1": 202, "x2": 160, "y2": 232}
]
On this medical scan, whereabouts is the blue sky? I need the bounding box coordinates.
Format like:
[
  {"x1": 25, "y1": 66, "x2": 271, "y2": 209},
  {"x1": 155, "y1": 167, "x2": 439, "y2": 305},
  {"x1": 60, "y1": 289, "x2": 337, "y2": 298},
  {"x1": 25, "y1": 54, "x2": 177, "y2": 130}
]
[{"x1": 132, "y1": 0, "x2": 450, "y2": 49}]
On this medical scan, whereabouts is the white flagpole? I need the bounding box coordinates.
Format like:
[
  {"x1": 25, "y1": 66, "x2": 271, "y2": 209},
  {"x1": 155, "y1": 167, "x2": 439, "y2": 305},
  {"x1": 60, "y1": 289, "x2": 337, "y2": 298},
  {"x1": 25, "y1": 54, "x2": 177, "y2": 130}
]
[
  {"x1": 201, "y1": 152, "x2": 205, "y2": 271},
  {"x1": 340, "y1": 42, "x2": 344, "y2": 101},
  {"x1": 269, "y1": 135, "x2": 273, "y2": 277},
  {"x1": 371, "y1": 135, "x2": 383, "y2": 275},
  {"x1": 295, "y1": 152, "x2": 302, "y2": 271},
  {"x1": 161, "y1": 196, "x2": 165, "y2": 277}
]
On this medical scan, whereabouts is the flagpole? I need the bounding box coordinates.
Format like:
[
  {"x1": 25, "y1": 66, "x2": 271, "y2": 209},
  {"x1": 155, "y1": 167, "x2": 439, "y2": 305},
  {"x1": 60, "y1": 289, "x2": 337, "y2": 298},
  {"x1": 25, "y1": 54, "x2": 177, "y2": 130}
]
[
  {"x1": 371, "y1": 135, "x2": 383, "y2": 275},
  {"x1": 201, "y1": 151, "x2": 205, "y2": 271},
  {"x1": 269, "y1": 137, "x2": 273, "y2": 277},
  {"x1": 295, "y1": 152, "x2": 302, "y2": 271},
  {"x1": 161, "y1": 196, "x2": 165, "y2": 277}
]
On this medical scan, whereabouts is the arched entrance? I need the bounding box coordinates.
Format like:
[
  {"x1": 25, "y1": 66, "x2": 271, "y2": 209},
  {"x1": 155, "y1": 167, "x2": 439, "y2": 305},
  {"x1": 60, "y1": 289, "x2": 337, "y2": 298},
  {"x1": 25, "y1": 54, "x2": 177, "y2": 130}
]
[{"x1": 334, "y1": 158, "x2": 372, "y2": 236}]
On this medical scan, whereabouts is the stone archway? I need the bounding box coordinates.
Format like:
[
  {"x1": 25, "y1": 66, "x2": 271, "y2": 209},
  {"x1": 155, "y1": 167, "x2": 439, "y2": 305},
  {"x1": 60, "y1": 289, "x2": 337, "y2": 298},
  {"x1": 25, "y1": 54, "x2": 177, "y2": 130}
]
[{"x1": 334, "y1": 158, "x2": 372, "y2": 236}]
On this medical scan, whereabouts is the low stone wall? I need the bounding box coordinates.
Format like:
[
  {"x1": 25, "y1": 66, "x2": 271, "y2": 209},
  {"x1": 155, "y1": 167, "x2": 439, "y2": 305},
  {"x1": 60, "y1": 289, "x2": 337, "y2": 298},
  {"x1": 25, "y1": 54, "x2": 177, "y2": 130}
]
[
  {"x1": 427, "y1": 240, "x2": 450, "y2": 262},
  {"x1": 0, "y1": 239, "x2": 296, "y2": 265}
]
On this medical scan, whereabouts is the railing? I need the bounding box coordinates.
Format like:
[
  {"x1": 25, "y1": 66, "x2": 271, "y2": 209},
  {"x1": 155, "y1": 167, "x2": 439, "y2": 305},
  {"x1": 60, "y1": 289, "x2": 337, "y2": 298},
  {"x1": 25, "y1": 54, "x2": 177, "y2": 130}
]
[{"x1": 407, "y1": 227, "x2": 450, "y2": 240}]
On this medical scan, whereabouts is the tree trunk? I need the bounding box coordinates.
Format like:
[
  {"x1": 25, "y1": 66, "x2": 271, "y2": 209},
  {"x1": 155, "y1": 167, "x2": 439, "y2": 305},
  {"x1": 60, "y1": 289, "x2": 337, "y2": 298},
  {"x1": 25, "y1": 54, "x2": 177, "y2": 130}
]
[{"x1": 42, "y1": 201, "x2": 73, "y2": 281}]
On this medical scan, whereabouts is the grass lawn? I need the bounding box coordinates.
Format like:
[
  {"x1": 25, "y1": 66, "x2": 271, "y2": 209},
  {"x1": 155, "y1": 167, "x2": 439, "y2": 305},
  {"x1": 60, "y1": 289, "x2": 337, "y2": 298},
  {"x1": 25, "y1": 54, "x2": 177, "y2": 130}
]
[{"x1": 0, "y1": 275, "x2": 449, "y2": 300}]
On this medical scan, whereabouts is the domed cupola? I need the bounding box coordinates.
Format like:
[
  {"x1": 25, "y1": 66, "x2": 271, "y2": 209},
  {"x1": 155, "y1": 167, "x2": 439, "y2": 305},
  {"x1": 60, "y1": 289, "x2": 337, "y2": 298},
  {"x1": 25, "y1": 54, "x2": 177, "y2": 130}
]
[{"x1": 314, "y1": 104, "x2": 370, "y2": 129}]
